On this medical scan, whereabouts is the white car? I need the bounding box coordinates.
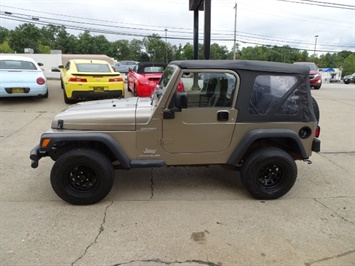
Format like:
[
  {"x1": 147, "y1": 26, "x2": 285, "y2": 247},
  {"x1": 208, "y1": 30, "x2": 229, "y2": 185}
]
[{"x1": 0, "y1": 55, "x2": 48, "y2": 98}]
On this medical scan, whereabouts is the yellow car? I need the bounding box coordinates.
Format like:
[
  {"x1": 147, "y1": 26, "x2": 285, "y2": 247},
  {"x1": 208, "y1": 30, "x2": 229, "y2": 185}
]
[{"x1": 59, "y1": 59, "x2": 124, "y2": 104}]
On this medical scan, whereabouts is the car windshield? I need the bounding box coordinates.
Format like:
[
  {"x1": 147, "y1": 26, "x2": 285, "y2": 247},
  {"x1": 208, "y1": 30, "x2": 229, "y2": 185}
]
[
  {"x1": 150, "y1": 65, "x2": 177, "y2": 106},
  {"x1": 0, "y1": 60, "x2": 37, "y2": 70},
  {"x1": 76, "y1": 63, "x2": 111, "y2": 72}
]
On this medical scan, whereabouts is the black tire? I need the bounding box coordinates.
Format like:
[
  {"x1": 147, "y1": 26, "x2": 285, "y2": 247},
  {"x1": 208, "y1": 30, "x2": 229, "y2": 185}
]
[
  {"x1": 50, "y1": 148, "x2": 115, "y2": 205},
  {"x1": 313, "y1": 84, "x2": 321, "y2": 90},
  {"x1": 311, "y1": 96, "x2": 320, "y2": 123},
  {"x1": 133, "y1": 84, "x2": 137, "y2": 96},
  {"x1": 240, "y1": 147, "x2": 297, "y2": 200},
  {"x1": 42, "y1": 90, "x2": 49, "y2": 98},
  {"x1": 60, "y1": 78, "x2": 64, "y2": 89},
  {"x1": 63, "y1": 89, "x2": 75, "y2": 104}
]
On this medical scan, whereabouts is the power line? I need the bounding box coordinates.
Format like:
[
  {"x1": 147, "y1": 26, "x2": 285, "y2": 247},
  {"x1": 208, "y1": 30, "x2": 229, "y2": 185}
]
[{"x1": 276, "y1": 0, "x2": 355, "y2": 10}]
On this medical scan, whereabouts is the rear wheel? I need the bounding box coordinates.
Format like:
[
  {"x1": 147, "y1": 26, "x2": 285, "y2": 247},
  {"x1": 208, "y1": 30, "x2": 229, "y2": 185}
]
[
  {"x1": 63, "y1": 89, "x2": 75, "y2": 104},
  {"x1": 241, "y1": 146, "x2": 297, "y2": 199},
  {"x1": 50, "y1": 148, "x2": 115, "y2": 205}
]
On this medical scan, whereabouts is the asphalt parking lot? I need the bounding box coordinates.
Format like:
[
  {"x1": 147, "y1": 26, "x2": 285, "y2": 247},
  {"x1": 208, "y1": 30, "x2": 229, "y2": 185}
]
[{"x1": 0, "y1": 80, "x2": 354, "y2": 266}]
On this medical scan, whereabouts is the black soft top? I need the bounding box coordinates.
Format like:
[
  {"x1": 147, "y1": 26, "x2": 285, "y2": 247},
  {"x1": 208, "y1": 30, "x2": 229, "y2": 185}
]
[{"x1": 170, "y1": 60, "x2": 309, "y2": 75}]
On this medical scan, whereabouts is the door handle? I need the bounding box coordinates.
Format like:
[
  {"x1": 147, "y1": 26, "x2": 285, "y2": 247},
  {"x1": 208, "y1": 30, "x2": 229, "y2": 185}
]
[{"x1": 217, "y1": 110, "x2": 229, "y2": 121}]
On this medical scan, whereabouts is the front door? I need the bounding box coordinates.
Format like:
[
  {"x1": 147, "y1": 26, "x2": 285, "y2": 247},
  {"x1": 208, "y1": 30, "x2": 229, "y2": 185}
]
[{"x1": 162, "y1": 71, "x2": 238, "y2": 153}]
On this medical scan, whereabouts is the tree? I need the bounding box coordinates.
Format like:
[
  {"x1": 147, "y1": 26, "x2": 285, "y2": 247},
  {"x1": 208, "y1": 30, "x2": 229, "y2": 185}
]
[
  {"x1": 342, "y1": 54, "x2": 355, "y2": 76},
  {"x1": 143, "y1": 34, "x2": 166, "y2": 62},
  {"x1": 0, "y1": 41, "x2": 13, "y2": 53},
  {"x1": 0, "y1": 27, "x2": 9, "y2": 43},
  {"x1": 111, "y1": 40, "x2": 131, "y2": 60},
  {"x1": 8, "y1": 23, "x2": 42, "y2": 53}
]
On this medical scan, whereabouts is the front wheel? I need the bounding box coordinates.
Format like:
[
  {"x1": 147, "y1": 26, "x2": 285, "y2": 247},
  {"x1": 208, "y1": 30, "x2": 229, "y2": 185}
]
[
  {"x1": 241, "y1": 147, "x2": 297, "y2": 199},
  {"x1": 50, "y1": 148, "x2": 115, "y2": 205}
]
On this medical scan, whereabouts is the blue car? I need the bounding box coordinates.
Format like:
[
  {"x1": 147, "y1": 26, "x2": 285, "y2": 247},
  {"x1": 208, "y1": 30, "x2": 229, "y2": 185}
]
[{"x1": 0, "y1": 55, "x2": 48, "y2": 98}]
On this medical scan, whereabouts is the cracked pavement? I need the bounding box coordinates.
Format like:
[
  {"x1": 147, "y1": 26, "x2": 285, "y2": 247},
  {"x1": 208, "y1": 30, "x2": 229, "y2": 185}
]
[{"x1": 1, "y1": 81, "x2": 354, "y2": 265}]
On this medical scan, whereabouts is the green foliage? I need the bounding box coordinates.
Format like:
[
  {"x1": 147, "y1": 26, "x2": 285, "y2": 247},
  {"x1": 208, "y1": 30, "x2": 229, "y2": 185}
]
[
  {"x1": 342, "y1": 54, "x2": 355, "y2": 76},
  {"x1": 0, "y1": 27, "x2": 10, "y2": 43},
  {"x1": 1, "y1": 23, "x2": 353, "y2": 77},
  {"x1": 0, "y1": 41, "x2": 13, "y2": 53}
]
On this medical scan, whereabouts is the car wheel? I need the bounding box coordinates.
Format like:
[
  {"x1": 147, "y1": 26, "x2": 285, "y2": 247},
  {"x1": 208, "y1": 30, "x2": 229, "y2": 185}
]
[
  {"x1": 42, "y1": 90, "x2": 49, "y2": 98},
  {"x1": 63, "y1": 90, "x2": 74, "y2": 104},
  {"x1": 60, "y1": 78, "x2": 64, "y2": 89},
  {"x1": 313, "y1": 84, "x2": 321, "y2": 90},
  {"x1": 133, "y1": 85, "x2": 137, "y2": 96},
  {"x1": 50, "y1": 148, "x2": 115, "y2": 205},
  {"x1": 312, "y1": 96, "x2": 320, "y2": 123},
  {"x1": 344, "y1": 81, "x2": 349, "y2": 84},
  {"x1": 240, "y1": 146, "x2": 297, "y2": 200}
]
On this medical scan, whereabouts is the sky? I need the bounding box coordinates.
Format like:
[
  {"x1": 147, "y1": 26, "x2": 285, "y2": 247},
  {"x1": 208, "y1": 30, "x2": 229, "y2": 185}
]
[{"x1": 0, "y1": 0, "x2": 354, "y2": 55}]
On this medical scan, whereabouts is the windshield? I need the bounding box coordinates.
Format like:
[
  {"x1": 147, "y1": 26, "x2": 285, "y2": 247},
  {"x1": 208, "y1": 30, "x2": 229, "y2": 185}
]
[{"x1": 150, "y1": 65, "x2": 177, "y2": 106}]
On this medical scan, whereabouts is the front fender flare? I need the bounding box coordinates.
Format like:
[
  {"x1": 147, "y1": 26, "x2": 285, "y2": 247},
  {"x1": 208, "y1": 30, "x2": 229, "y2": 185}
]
[{"x1": 37, "y1": 132, "x2": 131, "y2": 169}]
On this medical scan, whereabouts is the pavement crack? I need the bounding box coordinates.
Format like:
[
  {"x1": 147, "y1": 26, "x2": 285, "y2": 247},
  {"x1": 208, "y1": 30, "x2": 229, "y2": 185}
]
[
  {"x1": 313, "y1": 198, "x2": 354, "y2": 224},
  {"x1": 71, "y1": 201, "x2": 113, "y2": 266},
  {"x1": 0, "y1": 113, "x2": 43, "y2": 142},
  {"x1": 304, "y1": 249, "x2": 355, "y2": 265},
  {"x1": 113, "y1": 259, "x2": 221, "y2": 266},
  {"x1": 149, "y1": 168, "x2": 154, "y2": 200}
]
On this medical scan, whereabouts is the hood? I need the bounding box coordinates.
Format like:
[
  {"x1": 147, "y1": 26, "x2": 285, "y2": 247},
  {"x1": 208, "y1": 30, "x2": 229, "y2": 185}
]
[
  {"x1": 310, "y1": 70, "x2": 319, "y2": 75},
  {"x1": 51, "y1": 97, "x2": 153, "y2": 131}
]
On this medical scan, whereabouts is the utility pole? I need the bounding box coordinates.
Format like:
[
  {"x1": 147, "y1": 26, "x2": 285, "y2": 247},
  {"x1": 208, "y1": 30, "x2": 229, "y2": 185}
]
[
  {"x1": 233, "y1": 2, "x2": 237, "y2": 60},
  {"x1": 165, "y1": 29, "x2": 168, "y2": 63},
  {"x1": 313, "y1": 35, "x2": 319, "y2": 62}
]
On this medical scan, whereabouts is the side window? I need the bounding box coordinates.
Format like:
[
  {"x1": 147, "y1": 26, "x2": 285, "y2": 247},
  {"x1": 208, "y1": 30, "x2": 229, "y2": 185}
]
[
  {"x1": 65, "y1": 62, "x2": 70, "y2": 71},
  {"x1": 181, "y1": 71, "x2": 237, "y2": 108},
  {"x1": 249, "y1": 75, "x2": 298, "y2": 115}
]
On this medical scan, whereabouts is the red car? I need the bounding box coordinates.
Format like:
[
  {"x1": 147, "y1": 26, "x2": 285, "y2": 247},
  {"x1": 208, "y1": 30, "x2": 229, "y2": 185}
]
[
  {"x1": 293, "y1": 62, "x2": 322, "y2": 90},
  {"x1": 127, "y1": 62, "x2": 184, "y2": 97}
]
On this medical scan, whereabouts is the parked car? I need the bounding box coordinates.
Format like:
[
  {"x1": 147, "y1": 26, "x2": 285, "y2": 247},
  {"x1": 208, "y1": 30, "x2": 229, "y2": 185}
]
[
  {"x1": 0, "y1": 55, "x2": 48, "y2": 98},
  {"x1": 112, "y1": 61, "x2": 138, "y2": 74},
  {"x1": 30, "y1": 60, "x2": 321, "y2": 205},
  {"x1": 343, "y1": 73, "x2": 355, "y2": 84},
  {"x1": 59, "y1": 59, "x2": 124, "y2": 104},
  {"x1": 127, "y1": 62, "x2": 184, "y2": 97},
  {"x1": 293, "y1": 62, "x2": 322, "y2": 89}
]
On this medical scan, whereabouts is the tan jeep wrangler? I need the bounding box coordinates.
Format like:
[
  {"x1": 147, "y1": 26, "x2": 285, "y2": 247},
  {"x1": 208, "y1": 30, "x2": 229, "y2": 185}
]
[{"x1": 30, "y1": 60, "x2": 321, "y2": 205}]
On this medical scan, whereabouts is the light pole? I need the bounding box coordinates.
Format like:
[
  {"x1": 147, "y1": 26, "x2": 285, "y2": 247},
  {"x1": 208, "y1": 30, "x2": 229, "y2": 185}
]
[
  {"x1": 233, "y1": 2, "x2": 237, "y2": 60},
  {"x1": 165, "y1": 29, "x2": 168, "y2": 63},
  {"x1": 313, "y1": 35, "x2": 319, "y2": 61}
]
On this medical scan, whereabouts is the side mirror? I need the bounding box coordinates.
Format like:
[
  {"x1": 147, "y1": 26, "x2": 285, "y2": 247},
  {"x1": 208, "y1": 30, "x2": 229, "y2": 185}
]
[
  {"x1": 163, "y1": 92, "x2": 188, "y2": 120},
  {"x1": 175, "y1": 92, "x2": 188, "y2": 109},
  {"x1": 51, "y1": 67, "x2": 61, "y2": 72},
  {"x1": 38, "y1": 62, "x2": 44, "y2": 66}
]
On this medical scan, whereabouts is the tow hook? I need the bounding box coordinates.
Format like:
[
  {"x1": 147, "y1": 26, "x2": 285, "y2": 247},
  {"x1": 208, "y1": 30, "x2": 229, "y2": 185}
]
[{"x1": 303, "y1": 159, "x2": 312, "y2": 165}]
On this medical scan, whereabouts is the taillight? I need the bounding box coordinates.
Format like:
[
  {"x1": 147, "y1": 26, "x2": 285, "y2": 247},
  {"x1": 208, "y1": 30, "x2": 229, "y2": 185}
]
[
  {"x1": 36, "y1": 77, "x2": 45, "y2": 85},
  {"x1": 315, "y1": 126, "x2": 320, "y2": 138},
  {"x1": 69, "y1": 77, "x2": 87, "y2": 82},
  {"x1": 109, "y1": 77, "x2": 123, "y2": 82}
]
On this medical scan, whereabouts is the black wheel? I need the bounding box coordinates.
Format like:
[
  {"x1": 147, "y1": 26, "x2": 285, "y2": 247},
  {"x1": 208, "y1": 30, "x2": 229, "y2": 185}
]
[
  {"x1": 241, "y1": 147, "x2": 297, "y2": 199},
  {"x1": 60, "y1": 78, "x2": 64, "y2": 89},
  {"x1": 311, "y1": 96, "x2": 320, "y2": 123},
  {"x1": 50, "y1": 148, "x2": 115, "y2": 205},
  {"x1": 133, "y1": 85, "x2": 137, "y2": 96},
  {"x1": 63, "y1": 89, "x2": 75, "y2": 104},
  {"x1": 42, "y1": 90, "x2": 49, "y2": 98}
]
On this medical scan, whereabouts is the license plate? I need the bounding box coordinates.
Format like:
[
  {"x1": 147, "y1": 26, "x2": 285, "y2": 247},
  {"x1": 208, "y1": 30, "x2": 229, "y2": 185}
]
[
  {"x1": 12, "y1": 88, "x2": 25, "y2": 94},
  {"x1": 93, "y1": 87, "x2": 104, "y2": 93}
]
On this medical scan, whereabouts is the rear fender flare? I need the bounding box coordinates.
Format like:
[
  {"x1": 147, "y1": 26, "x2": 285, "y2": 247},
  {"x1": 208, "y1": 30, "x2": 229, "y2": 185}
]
[{"x1": 227, "y1": 129, "x2": 308, "y2": 165}]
